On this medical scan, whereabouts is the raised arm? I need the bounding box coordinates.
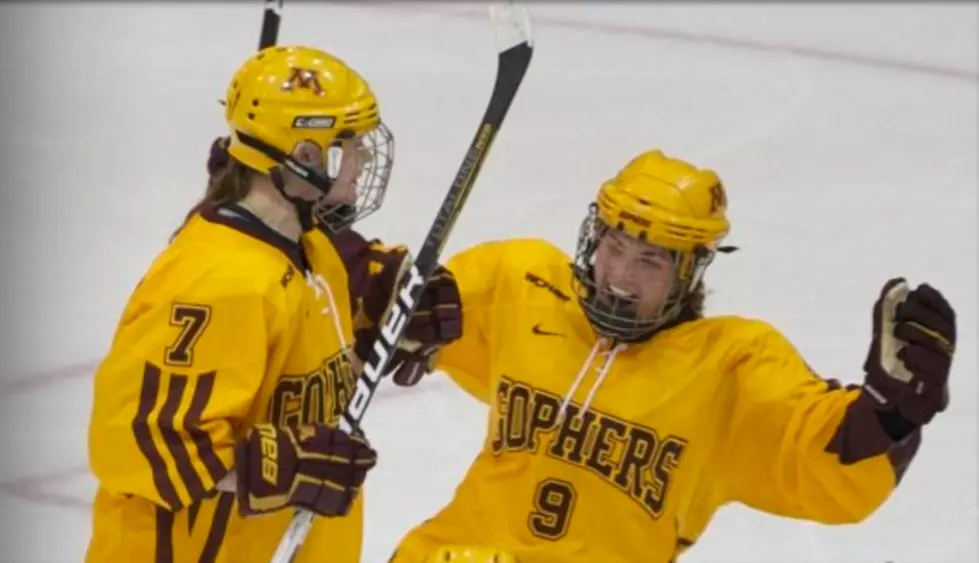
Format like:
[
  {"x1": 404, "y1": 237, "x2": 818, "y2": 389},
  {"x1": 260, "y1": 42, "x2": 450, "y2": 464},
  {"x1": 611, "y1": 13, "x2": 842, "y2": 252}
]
[{"x1": 717, "y1": 279, "x2": 954, "y2": 523}]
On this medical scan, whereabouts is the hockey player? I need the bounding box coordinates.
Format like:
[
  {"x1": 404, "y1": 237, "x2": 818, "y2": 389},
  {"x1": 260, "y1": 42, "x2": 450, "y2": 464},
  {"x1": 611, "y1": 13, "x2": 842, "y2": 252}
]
[
  {"x1": 85, "y1": 45, "x2": 460, "y2": 563},
  {"x1": 364, "y1": 149, "x2": 956, "y2": 562}
]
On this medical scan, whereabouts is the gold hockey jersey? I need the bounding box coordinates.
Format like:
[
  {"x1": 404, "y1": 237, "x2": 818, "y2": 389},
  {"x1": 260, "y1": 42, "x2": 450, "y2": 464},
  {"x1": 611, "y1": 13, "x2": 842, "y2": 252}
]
[
  {"x1": 86, "y1": 204, "x2": 364, "y2": 563},
  {"x1": 392, "y1": 238, "x2": 920, "y2": 563}
]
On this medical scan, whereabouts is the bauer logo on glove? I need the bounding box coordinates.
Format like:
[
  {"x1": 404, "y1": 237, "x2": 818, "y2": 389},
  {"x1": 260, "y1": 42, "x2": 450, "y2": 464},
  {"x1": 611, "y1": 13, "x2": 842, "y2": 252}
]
[{"x1": 235, "y1": 423, "x2": 378, "y2": 518}]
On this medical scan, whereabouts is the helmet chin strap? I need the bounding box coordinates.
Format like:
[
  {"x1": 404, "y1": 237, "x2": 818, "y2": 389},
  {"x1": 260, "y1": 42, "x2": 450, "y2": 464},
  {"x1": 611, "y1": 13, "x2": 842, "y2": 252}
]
[
  {"x1": 236, "y1": 131, "x2": 336, "y2": 233},
  {"x1": 269, "y1": 168, "x2": 316, "y2": 232}
]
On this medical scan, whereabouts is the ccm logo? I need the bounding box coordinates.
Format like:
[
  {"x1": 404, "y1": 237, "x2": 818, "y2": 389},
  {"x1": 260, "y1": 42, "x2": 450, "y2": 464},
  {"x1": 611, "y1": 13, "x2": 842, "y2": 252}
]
[{"x1": 292, "y1": 115, "x2": 336, "y2": 129}]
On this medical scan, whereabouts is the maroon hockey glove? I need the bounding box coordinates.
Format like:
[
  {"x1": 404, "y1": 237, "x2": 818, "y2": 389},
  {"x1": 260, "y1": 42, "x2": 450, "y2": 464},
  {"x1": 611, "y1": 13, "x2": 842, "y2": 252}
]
[
  {"x1": 863, "y1": 278, "x2": 955, "y2": 432},
  {"x1": 235, "y1": 423, "x2": 377, "y2": 518},
  {"x1": 332, "y1": 229, "x2": 462, "y2": 387}
]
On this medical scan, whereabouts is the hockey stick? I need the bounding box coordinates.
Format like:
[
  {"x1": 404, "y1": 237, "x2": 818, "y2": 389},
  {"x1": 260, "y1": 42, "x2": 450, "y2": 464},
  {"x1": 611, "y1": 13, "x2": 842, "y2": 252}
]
[
  {"x1": 267, "y1": 3, "x2": 534, "y2": 562},
  {"x1": 258, "y1": 0, "x2": 284, "y2": 50}
]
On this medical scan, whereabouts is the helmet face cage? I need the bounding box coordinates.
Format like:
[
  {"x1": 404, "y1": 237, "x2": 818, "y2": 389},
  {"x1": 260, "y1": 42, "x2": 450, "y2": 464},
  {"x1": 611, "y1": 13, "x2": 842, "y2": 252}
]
[
  {"x1": 571, "y1": 203, "x2": 714, "y2": 342},
  {"x1": 316, "y1": 121, "x2": 395, "y2": 233}
]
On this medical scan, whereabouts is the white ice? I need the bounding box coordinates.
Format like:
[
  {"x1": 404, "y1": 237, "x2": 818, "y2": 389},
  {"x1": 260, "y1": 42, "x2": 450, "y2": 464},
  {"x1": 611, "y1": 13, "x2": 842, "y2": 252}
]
[{"x1": 0, "y1": 2, "x2": 975, "y2": 562}]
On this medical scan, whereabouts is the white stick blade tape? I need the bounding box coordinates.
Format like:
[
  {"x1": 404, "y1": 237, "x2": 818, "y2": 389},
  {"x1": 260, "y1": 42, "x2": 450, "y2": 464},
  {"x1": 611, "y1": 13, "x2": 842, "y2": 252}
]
[{"x1": 489, "y1": 2, "x2": 533, "y2": 51}]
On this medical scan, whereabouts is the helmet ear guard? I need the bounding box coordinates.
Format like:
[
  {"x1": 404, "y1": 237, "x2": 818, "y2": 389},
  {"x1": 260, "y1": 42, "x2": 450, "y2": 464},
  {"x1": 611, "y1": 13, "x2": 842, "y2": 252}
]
[
  {"x1": 232, "y1": 130, "x2": 337, "y2": 232},
  {"x1": 233, "y1": 121, "x2": 395, "y2": 234},
  {"x1": 235, "y1": 130, "x2": 336, "y2": 195}
]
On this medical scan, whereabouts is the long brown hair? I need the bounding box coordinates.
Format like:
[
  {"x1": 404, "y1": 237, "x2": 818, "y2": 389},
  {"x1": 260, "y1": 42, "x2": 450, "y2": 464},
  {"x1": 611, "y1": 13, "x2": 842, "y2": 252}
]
[
  {"x1": 666, "y1": 281, "x2": 707, "y2": 331},
  {"x1": 685, "y1": 281, "x2": 707, "y2": 319},
  {"x1": 173, "y1": 137, "x2": 255, "y2": 238}
]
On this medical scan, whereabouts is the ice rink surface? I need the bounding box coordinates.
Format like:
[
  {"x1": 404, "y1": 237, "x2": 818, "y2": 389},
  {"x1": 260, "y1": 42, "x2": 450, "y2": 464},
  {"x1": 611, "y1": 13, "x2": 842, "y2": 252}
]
[{"x1": 0, "y1": 2, "x2": 976, "y2": 562}]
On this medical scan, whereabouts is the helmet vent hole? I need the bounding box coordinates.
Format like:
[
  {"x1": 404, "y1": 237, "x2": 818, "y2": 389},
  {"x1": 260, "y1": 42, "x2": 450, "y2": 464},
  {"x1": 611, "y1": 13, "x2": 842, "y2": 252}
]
[
  {"x1": 247, "y1": 113, "x2": 255, "y2": 120},
  {"x1": 252, "y1": 99, "x2": 259, "y2": 107}
]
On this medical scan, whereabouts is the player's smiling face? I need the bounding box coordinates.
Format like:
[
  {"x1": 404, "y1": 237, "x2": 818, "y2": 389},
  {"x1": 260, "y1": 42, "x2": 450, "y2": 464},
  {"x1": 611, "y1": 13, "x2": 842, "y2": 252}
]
[{"x1": 592, "y1": 228, "x2": 676, "y2": 324}]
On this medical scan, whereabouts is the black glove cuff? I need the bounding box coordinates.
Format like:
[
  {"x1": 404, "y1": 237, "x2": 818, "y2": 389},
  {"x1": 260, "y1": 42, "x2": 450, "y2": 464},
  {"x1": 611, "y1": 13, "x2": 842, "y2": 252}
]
[{"x1": 874, "y1": 407, "x2": 920, "y2": 442}]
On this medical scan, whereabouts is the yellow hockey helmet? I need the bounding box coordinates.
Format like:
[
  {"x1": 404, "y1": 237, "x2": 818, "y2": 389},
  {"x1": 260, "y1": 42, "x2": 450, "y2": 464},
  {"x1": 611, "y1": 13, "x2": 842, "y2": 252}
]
[
  {"x1": 572, "y1": 149, "x2": 732, "y2": 340},
  {"x1": 595, "y1": 150, "x2": 730, "y2": 252},
  {"x1": 424, "y1": 545, "x2": 518, "y2": 563},
  {"x1": 222, "y1": 45, "x2": 394, "y2": 231}
]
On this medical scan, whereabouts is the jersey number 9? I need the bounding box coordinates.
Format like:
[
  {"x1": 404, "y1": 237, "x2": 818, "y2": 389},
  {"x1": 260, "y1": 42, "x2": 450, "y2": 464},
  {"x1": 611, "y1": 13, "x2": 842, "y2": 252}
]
[{"x1": 528, "y1": 478, "x2": 577, "y2": 540}]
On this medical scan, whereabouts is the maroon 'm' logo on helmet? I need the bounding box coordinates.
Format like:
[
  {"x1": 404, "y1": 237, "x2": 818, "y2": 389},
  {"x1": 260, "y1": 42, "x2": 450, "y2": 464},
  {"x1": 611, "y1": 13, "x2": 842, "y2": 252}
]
[
  {"x1": 709, "y1": 183, "x2": 727, "y2": 213},
  {"x1": 282, "y1": 67, "x2": 325, "y2": 96}
]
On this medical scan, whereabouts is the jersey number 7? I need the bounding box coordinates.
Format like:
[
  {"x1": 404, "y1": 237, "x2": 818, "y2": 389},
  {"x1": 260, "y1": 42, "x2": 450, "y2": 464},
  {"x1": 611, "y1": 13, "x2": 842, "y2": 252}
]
[{"x1": 165, "y1": 304, "x2": 212, "y2": 367}]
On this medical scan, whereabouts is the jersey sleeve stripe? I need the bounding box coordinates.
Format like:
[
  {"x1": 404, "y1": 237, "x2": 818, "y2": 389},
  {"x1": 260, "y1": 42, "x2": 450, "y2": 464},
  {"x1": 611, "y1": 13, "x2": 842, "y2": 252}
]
[
  {"x1": 184, "y1": 371, "x2": 228, "y2": 485},
  {"x1": 199, "y1": 492, "x2": 235, "y2": 563},
  {"x1": 158, "y1": 373, "x2": 208, "y2": 506},
  {"x1": 133, "y1": 363, "x2": 181, "y2": 511},
  {"x1": 188, "y1": 498, "x2": 203, "y2": 532},
  {"x1": 154, "y1": 504, "x2": 175, "y2": 563}
]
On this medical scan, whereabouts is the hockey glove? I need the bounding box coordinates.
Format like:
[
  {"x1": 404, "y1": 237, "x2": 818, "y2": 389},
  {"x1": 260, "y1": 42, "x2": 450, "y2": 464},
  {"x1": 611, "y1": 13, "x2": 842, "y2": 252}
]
[
  {"x1": 234, "y1": 423, "x2": 377, "y2": 518},
  {"x1": 863, "y1": 278, "x2": 955, "y2": 433},
  {"x1": 332, "y1": 229, "x2": 462, "y2": 387}
]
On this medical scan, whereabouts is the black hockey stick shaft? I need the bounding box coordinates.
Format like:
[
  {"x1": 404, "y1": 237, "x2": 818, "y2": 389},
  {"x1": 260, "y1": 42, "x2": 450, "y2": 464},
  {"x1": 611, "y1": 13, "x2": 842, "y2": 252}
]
[
  {"x1": 341, "y1": 10, "x2": 533, "y2": 435},
  {"x1": 259, "y1": 0, "x2": 284, "y2": 50},
  {"x1": 268, "y1": 4, "x2": 534, "y2": 562}
]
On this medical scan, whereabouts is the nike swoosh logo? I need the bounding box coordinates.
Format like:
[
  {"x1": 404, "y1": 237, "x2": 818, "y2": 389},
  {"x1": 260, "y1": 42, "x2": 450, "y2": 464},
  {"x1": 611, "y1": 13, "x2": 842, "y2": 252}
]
[{"x1": 532, "y1": 323, "x2": 565, "y2": 337}]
